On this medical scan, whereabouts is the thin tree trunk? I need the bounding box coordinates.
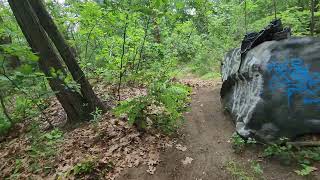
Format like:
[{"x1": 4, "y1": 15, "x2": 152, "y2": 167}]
[
  {"x1": 8, "y1": 0, "x2": 90, "y2": 122},
  {"x1": 129, "y1": 45, "x2": 138, "y2": 72},
  {"x1": 136, "y1": 16, "x2": 150, "y2": 73},
  {"x1": 311, "y1": 0, "x2": 315, "y2": 36},
  {"x1": 118, "y1": 13, "x2": 129, "y2": 101},
  {"x1": 28, "y1": 0, "x2": 107, "y2": 112},
  {"x1": 84, "y1": 25, "x2": 96, "y2": 60}
]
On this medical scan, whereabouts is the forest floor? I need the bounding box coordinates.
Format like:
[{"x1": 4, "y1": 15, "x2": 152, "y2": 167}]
[
  {"x1": 1, "y1": 77, "x2": 320, "y2": 179},
  {"x1": 118, "y1": 77, "x2": 317, "y2": 180}
]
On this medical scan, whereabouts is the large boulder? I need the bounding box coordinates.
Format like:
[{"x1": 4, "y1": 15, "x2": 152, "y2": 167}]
[{"x1": 221, "y1": 37, "x2": 320, "y2": 142}]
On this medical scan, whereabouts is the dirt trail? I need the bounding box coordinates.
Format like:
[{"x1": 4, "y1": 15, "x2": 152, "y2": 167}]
[{"x1": 118, "y1": 83, "x2": 311, "y2": 180}]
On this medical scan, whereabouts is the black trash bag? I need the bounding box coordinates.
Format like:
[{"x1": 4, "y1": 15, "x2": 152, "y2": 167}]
[
  {"x1": 241, "y1": 19, "x2": 291, "y2": 55},
  {"x1": 221, "y1": 23, "x2": 320, "y2": 142},
  {"x1": 239, "y1": 19, "x2": 291, "y2": 72},
  {"x1": 221, "y1": 20, "x2": 291, "y2": 99}
]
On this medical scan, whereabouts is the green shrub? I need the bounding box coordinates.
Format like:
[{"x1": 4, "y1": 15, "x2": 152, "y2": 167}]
[
  {"x1": 28, "y1": 127, "x2": 64, "y2": 159},
  {"x1": 230, "y1": 133, "x2": 257, "y2": 153},
  {"x1": 72, "y1": 160, "x2": 95, "y2": 176},
  {"x1": 13, "y1": 97, "x2": 33, "y2": 119},
  {"x1": 114, "y1": 81, "x2": 191, "y2": 134},
  {"x1": 295, "y1": 164, "x2": 317, "y2": 176},
  {"x1": 263, "y1": 138, "x2": 320, "y2": 176},
  {"x1": 263, "y1": 138, "x2": 294, "y2": 165},
  {"x1": 231, "y1": 133, "x2": 246, "y2": 153},
  {"x1": 0, "y1": 113, "x2": 11, "y2": 136}
]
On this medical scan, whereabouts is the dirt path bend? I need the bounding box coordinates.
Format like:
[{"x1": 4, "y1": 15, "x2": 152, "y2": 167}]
[{"x1": 118, "y1": 83, "x2": 309, "y2": 180}]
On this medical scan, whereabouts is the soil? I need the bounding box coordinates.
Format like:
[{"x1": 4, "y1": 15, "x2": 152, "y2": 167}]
[{"x1": 118, "y1": 81, "x2": 318, "y2": 180}]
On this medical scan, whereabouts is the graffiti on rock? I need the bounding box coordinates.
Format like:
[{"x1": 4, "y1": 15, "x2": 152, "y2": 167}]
[
  {"x1": 221, "y1": 48, "x2": 241, "y2": 81},
  {"x1": 267, "y1": 58, "x2": 320, "y2": 107}
]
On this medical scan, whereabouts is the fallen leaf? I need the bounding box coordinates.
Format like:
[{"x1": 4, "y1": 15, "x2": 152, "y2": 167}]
[
  {"x1": 176, "y1": 144, "x2": 187, "y2": 152},
  {"x1": 182, "y1": 157, "x2": 193, "y2": 165},
  {"x1": 147, "y1": 166, "x2": 156, "y2": 174}
]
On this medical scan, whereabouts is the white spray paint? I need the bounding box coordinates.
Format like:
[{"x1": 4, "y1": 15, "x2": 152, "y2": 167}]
[
  {"x1": 221, "y1": 48, "x2": 241, "y2": 81},
  {"x1": 222, "y1": 41, "x2": 276, "y2": 137}
]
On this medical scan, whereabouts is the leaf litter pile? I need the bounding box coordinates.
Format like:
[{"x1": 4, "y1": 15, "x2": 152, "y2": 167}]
[{"x1": 0, "y1": 84, "x2": 171, "y2": 179}]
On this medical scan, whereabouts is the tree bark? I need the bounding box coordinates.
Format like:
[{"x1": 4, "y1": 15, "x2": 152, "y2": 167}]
[
  {"x1": 8, "y1": 0, "x2": 91, "y2": 122},
  {"x1": 28, "y1": 0, "x2": 107, "y2": 112},
  {"x1": 311, "y1": 0, "x2": 315, "y2": 36}
]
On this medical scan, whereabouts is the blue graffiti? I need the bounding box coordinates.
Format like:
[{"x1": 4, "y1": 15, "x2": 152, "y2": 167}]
[{"x1": 267, "y1": 58, "x2": 320, "y2": 107}]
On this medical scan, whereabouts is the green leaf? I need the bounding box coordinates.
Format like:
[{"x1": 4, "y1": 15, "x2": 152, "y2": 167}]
[
  {"x1": 18, "y1": 64, "x2": 33, "y2": 75},
  {"x1": 295, "y1": 164, "x2": 317, "y2": 176}
]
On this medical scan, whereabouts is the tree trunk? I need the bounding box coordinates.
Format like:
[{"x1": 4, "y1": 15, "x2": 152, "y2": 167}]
[
  {"x1": 8, "y1": 0, "x2": 91, "y2": 122},
  {"x1": 0, "y1": 16, "x2": 21, "y2": 69},
  {"x1": 311, "y1": 0, "x2": 315, "y2": 36},
  {"x1": 28, "y1": 0, "x2": 107, "y2": 112}
]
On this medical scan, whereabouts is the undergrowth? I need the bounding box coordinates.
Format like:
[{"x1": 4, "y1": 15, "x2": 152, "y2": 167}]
[
  {"x1": 263, "y1": 138, "x2": 320, "y2": 176},
  {"x1": 230, "y1": 134, "x2": 320, "y2": 177},
  {"x1": 6, "y1": 125, "x2": 64, "y2": 178},
  {"x1": 114, "y1": 80, "x2": 191, "y2": 134},
  {"x1": 227, "y1": 160, "x2": 264, "y2": 180}
]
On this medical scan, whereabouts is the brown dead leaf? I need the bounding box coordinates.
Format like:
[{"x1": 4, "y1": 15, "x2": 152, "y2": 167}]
[{"x1": 0, "y1": 82, "x2": 172, "y2": 180}]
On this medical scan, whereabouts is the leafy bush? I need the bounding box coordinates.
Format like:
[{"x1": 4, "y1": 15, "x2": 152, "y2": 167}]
[
  {"x1": 251, "y1": 161, "x2": 263, "y2": 175},
  {"x1": 0, "y1": 113, "x2": 11, "y2": 136},
  {"x1": 28, "y1": 127, "x2": 64, "y2": 159},
  {"x1": 72, "y1": 160, "x2": 95, "y2": 176},
  {"x1": 263, "y1": 138, "x2": 294, "y2": 165},
  {"x1": 69, "y1": 158, "x2": 114, "y2": 177},
  {"x1": 114, "y1": 81, "x2": 191, "y2": 134},
  {"x1": 230, "y1": 133, "x2": 257, "y2": 153},
  {"x1": 295, "y1": 164, "x2": 317, "y2": 176},
  {"x1": 13, "y1": 97, "x2": 34, "y2": 119},
  {"x1": 263, "y1": 138, "x2": 320, "y2": 176},
  {"x1": 231, "y1": 133, "x2": 246, "y2": 153}
]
